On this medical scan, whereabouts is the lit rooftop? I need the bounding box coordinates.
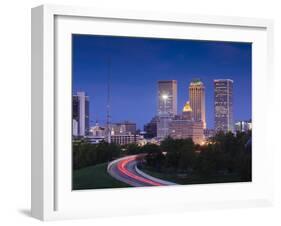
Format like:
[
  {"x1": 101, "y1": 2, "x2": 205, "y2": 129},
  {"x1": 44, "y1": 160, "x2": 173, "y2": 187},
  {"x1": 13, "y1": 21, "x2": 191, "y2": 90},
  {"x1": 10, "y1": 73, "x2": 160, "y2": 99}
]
[
  {"x1": 190, "y1": 79, "x2": 204, "y2": 85},
  {"x1": 182, "y1": 101, "x2": 192, "y2": 112}
]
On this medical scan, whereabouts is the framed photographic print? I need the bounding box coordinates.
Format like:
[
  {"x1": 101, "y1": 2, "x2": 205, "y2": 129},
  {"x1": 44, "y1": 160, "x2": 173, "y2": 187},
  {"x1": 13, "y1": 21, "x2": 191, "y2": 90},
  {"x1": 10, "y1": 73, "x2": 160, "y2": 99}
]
[{"x1": 31, "y1": 4, "x2": 274, "y2": 221}]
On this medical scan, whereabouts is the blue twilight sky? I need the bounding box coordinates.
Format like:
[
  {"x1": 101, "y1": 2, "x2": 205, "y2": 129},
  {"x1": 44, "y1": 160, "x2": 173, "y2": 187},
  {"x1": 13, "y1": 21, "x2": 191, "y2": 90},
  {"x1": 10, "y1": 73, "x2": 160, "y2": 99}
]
[{"x1": 72, "y1": 35, "x2": 252, "y2": 130}]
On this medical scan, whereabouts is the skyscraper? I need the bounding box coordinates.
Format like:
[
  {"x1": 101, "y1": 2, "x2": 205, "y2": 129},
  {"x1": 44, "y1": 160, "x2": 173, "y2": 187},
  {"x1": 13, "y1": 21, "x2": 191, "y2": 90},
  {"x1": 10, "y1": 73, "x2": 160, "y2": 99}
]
[
  {"x1": 189, "y1": 79, "x2": 206, "y2": 128},
  {"x1": 157, "y1": 80, "x2": 177, "y2": 138},
  {"x1": 157, "y1": 80, "x2": 177, "y2": 116},
  {"x1": 214, "y1": 79, "x2": 234, "y2": 133},
  {"x1": 72, "y1": 91, "x2": 90, "y2": 136}
]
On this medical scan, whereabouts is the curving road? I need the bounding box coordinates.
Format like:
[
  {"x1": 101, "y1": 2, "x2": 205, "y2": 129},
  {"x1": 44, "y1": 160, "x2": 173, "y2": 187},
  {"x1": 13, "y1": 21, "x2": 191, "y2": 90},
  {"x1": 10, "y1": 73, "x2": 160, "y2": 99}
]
[{"x1": 107, "y1": 154, "x2": 177, "y2": 187}]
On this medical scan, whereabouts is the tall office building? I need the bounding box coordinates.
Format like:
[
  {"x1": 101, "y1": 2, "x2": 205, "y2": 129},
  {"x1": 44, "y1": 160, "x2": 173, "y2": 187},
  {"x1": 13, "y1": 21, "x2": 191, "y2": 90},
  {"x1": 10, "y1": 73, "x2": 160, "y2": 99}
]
[
  {"x1": 157, "y1": 80, "x2": 177, "y2": 116},
  {"x1": 189, "y1": 79, "x2": 206, "y2": 128},
  {"x1": 72, "y1": 91, "x2": 90, "y2": 136},
  {"x1": 157, "y1": 80, "x2": 177, "y2": 138},
  {"x1": 214, "y1": 79, "x2": 234, "y2": 133}
]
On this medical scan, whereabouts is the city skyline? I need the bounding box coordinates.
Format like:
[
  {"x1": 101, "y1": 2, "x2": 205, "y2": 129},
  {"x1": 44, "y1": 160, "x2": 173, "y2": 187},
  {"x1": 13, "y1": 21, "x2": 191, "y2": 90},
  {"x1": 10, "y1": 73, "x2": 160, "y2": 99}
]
[{"x1": 73, "y1": 35, "x2": 252, "y2": 130}]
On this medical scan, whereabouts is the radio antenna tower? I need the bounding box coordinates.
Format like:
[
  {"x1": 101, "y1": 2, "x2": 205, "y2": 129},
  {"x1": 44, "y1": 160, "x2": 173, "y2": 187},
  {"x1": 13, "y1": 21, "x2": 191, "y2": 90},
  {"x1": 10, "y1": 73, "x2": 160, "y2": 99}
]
[{"x1": 106, "y1": 57, "x2": 111, "y2": 143}]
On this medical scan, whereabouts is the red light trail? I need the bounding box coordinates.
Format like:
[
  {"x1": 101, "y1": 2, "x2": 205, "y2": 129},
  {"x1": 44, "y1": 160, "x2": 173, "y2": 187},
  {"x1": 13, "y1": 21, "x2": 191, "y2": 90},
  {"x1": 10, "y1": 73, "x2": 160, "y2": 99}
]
[{"x1": 116, "y1": 156, "x2": 163, "y2": 186}]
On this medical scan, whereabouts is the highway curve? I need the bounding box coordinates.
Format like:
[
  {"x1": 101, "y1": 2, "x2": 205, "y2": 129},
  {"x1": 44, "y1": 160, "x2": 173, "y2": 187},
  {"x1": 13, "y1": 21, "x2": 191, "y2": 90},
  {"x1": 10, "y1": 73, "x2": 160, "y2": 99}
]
[{"x1": 107, "y1": 154, "x2": 177, "y2": 187}]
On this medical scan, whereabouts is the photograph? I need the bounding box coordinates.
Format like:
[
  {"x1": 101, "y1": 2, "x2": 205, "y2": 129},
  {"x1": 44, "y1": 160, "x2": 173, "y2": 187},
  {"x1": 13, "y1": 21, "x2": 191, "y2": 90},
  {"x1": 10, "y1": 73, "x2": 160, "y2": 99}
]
[{"x1": 72, "y1": 34, "x2": 252, "y2": 190}]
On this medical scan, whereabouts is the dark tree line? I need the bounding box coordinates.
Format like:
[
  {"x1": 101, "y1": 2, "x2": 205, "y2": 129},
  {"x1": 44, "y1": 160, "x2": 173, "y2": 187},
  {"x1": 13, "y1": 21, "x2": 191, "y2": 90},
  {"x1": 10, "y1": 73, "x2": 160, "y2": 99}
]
[
  {"x1": 73, "y1": 140, "x2": 121, "y2": 170},
  {"x1": 143, "y1": 131, "x2": 252, "y2": 181},
  {"x1": 73, "y1": 140, "x2": 161, "y2": 170}
]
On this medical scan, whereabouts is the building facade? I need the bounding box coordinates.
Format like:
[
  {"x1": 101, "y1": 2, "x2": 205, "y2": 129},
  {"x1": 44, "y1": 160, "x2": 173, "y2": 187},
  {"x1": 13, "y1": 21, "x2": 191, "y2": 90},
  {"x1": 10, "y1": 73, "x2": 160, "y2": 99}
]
[
  {"x1": 89, "y1": 123, "x2": 105, "y2": 137},
  {"x1": 157, "y1": 80, "x2": 178, "y2": 138},
  {"x1": 157, "y1": 116, "x2": 173, "y2": 139},
  {"x1": 235, "y1": 120, "x2": 252, "y2": 133},
  {"x1": 203, "y1": 128, "x2": 216, "y2": 139},
  {"x1": 72, "y1": 119, "x2": 78, "y2": 137},
  {"x1": 168, "y1": 101, "x2": 204, "y2": 144},
  {"x1": 111, "y1": 134, "x2": 140, "y2": 145},
  {"x1": 144, "y1": 116, "x2": 158, "y2": 138},
  {"x1": 72, "y1": 91, "x2": 90, "y2": 136},
  {"x1": 111, "y1": 121, "x2": 137, "y2": 135},
  {"x1": 189, "y1": 79, "x2": 206, "y2": 128},
  {"x1": 214, "y1": 79, "x2": 234, "y2": 133}
]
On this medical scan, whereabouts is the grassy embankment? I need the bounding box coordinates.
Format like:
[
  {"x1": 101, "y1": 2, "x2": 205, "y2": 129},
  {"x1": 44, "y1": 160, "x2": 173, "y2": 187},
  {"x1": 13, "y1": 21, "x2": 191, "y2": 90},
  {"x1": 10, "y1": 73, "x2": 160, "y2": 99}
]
[{"x1": 73, "y1": 162, "x2": 131, "y2": 190}]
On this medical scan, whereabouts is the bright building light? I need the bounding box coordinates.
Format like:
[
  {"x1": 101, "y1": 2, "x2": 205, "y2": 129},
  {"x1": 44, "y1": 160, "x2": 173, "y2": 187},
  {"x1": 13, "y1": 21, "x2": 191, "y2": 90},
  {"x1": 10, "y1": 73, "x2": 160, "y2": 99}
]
[{"x1": 162, "y1": 94, "x2": 168, "y2": 100}]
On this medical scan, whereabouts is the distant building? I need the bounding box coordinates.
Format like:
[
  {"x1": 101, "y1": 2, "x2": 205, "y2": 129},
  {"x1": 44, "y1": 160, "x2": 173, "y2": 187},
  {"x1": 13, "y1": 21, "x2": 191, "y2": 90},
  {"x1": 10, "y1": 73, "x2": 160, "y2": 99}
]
[
  {"x1": 73, "y1": 119, "x2": 78, "y2": 137},
  {"x1": 182, "y1": 101, "x2": 193, "y2": 120},
  {"x1": 168, "y1": 101, "x2": 204, "y2": 144},
  {"x1": 144, "y1": 116, "x2": 158, "y2": 138},
  {"x1": 72, "y1": 91, "x2": 90, "y2": 136},
  {"x1": 235, "y1": 120, "x2": 252, "y2": 133},
  {"x1": 122, "y1": 121, "x2": 137, "y2": 134},
  {"x1": 214, "y1": 79, "x2": 234, "y2": 133},
  {"x1": 111, "y1": 121, "x2": 136, "y2": 135},
  {"x1": 143, "y1": 137, "x2": 159, "y2": 145},
  {"x1": 157, "y1": 80, "x2": 177, "y2": 139},
  {"x1": 189, "y1": 79, "x2": 206, "y2": 128},
  {"x1": 111, "y1": 134, "x2": 140, "y2": 145},
  {"x1": 84, "y1": 122, "x2": 106, "y2": 144},
  {"x1": 204, "y1": 128, "x2": 216, "y2": 139},
  {"x1": 86, "y1": 136, "x2": 105, "y2": 144},
  {"x1": 157, "y1": 116, "x2": 173, "y2": 139},
  {"x1": 89, "y1": 123, "x2": 105, "y2": 137},
  {"x1": 137, "y1": 137, "x2": 147, "y2": 146}
]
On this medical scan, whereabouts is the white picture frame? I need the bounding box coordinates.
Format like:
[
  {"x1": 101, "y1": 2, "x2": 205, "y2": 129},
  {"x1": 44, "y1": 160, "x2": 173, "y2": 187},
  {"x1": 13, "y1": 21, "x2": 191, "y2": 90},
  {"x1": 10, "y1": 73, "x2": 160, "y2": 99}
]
[{"x1": 31, "y1": 4, "x2": 274, "y2": 221}]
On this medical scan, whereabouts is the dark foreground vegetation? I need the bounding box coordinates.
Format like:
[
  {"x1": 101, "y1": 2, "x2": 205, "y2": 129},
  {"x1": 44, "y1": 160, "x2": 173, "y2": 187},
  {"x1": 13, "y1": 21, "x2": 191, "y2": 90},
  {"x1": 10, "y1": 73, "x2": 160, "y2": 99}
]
[
  {"x1": 73, "y1": 138, "x2": 165, "y2": 170},
  {"x1": 142, "y1": 131, "x2": 252, "y2": 184},
  {"x1": 73, "y1": 139, "x2": 159, "y2": 170}
]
